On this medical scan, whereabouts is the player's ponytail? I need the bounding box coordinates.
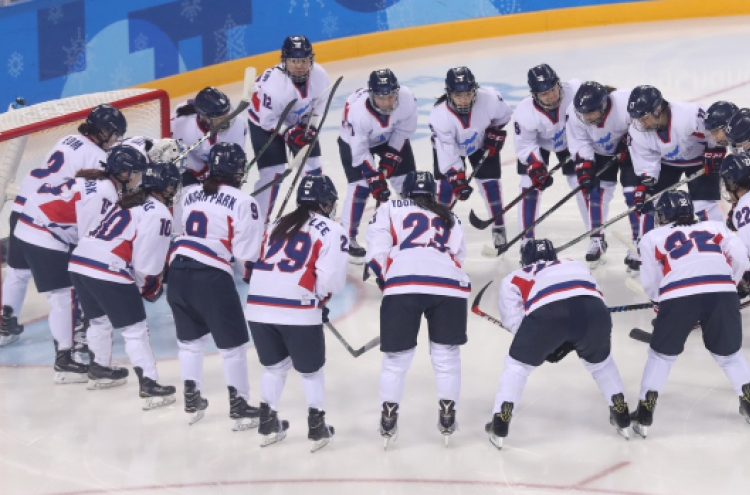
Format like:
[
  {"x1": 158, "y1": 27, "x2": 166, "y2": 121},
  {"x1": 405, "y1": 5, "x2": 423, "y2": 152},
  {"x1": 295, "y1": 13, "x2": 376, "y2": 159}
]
[
  {"x1": 412, "y1": 196, "x2": 455, "y2": 230},
  {"x1": 175, "y1": 104, "x2": 197, "y2": 117},
  {"x1": 117, "y1": 190, "x2": 147, "y2": 209},
  {"x1": 202, "y1": 174, "x2": 240, "y2": 196},
  {"x1": 76, "y1": 169, "x2": 109, "y2": 180},
  {"x1": 270, "y1": 204, "x2": 316, "y2": 244},
  {"x1": 604, "y1": 85, "x2": 617, "y2": 94},
  {"x1": 434, "y1": 94, "x2": 449, "y2": 107}
]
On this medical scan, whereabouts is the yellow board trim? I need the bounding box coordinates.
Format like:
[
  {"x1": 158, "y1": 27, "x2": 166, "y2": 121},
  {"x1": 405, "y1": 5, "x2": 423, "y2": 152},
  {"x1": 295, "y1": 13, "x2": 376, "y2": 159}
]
[{"x1": 135, "y1": 0, "x2": 750, "y2": 98}]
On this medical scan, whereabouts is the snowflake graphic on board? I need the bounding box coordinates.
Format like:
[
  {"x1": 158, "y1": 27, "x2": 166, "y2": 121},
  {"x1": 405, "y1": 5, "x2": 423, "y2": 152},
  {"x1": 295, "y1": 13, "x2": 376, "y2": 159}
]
[
  {"x1": 492, "y1": 0, "x2": 523, "y2": 15},
  {"x1": 110, "y1": 63, "x2": 133, "y2": 89},
  {"x1": 63, "y1": 28, "x2": 87, "y2": 73},
  {"x1": 289, "y1": 0, "x2": 325, "y2": 16},
  {"x1": 214, "y1": 16, "x2": 247, "y2": 63},
  {"x1": 321, "y1": 12, "x2": 338, "y2": 37},
  {"x1": 134, "y1": 32, "x2": 149, "y2": 51},
  {"x1": 48, "y1": 6, "x2": 64, "y2": 25},
  {"x1": 181, "y1": 0, "x2": 202, "y2": 23},
  {"x1": 7, "y1": 52, "x2": 23, "y2": 78}
]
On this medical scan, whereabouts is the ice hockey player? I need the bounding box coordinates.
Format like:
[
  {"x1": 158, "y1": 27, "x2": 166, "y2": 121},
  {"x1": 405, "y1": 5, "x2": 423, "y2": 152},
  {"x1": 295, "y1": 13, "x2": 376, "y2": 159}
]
[
  {"x1": 513, "y1": 64, "x2": 585, "y2": 253},
  {"x1": 628, "y1": 86, "x2": 724, "y2": 234},
  {"x1": 633, "y1": 190, "x2": 750, "y2": 436},
  {"x1": 366, "y1": 170, "x2": 471, "y2": 448},
  {"x1": 249, "y1": 35, "x2": 331, "y2": 224},
  {"x1": 725, "y1": 108, "x2": 750, "y2": 153},
  {"x1": 721, "y1": 152, "x2": 750, "y2": 254},
  {"x1": 338, "y1": 69, "x2": 417, "y2": 263},
  {"x1": 0, "y1": 104, "x2": 126, "y2": 349},
  {"x1": 68, "y1": 161, "x2": 181, "y2": 409},
  {"x1": 168, "y1": 143, "x2": 264, "y2": 429},
  {"x1": 429, "y1": 66, "x2": 513, "y2": 255},
  {"x1": 566, "y1": 81, "x2": 640, "y2": 272},
  {"x1": 246, "y1": 175, "x2": 347, "y2": 451},
  {"x1": 487, "y1": 239, "x2": 631, "y2": 449},
  {"x1": 703, "y1": 101, "x2": 738, "y2": 148}
]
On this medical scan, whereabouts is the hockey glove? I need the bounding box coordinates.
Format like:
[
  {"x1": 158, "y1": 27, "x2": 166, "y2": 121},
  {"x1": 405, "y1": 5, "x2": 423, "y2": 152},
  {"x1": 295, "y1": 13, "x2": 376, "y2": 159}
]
[
  {"x1": 528, "y1": 160, "x2": 553, "y2": 190},
  {"x1": 379, "y1": 148, "x2": 402, "y2": 178},
  {"x1": 614, "y1": 136, "x2": 630, "y2": 163},
  {"x1": 575, "y1": 159, "x2": 596, "y2": 192},
  {"x1": 284, "y1": 124, "x2": 317, "y2": 154},
  {"x1": 634, "y1": 176, "x2": 656, "y2": 213},
  {"x1": 141, "y1": 276, "x2": 164, "y2": 303},
  {"x1": 727, "y1": 207, "x2": 737, "y2": 231},
  {"x1": 702, "y1": 147, "x2": 727, "y2": 175},
  {"x1": 545, "y1": 341, "x2": 575, "y2": 363},
  {"x1": 483, "y1": 126, "x2": 507, "y2": 158},
  {"x1": 448, "y1": 170, "x2": 473, "y2": 201},
  {"x1": 365, "y1": 171, "x2": 391, "y2": 202}
]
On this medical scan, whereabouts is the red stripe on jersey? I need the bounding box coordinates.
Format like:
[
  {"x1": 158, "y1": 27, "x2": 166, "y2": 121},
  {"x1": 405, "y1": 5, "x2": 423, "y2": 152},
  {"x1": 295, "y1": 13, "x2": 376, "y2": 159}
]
[
  {"x1": 655, "y1": 246, "x2": 671, "y2": 276},
  {"x1": 252, "y1": 92, "x2": 261, "y2": 112},
  {"x1": 39, "y1": 192, "x2": 80, "y2": 224},
  {"x1": 511, "y1": 275, "x2": 535, "y2": 303},
  {"x1": 390, "y1": 218, "x2": 397, "y2": 245},
  {"x1": 298, "y1": 239, "x2": 323, "y2": 292},
  {"x1": 221, "y1": 216, "x2": 234, "y2": 252},
  {"x1": 111, "y1": 240, "x2": 133, "y2": 264}
]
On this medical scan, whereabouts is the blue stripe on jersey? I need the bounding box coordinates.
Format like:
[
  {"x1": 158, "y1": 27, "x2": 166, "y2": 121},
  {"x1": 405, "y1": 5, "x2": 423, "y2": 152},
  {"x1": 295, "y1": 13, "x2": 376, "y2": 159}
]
[
  {"x1": 246, "y1": 294, "x2": 319, "y2": 309},
  {"x1": 384, "y1": 275, "x2": 471, "y2": 292},
  {"x1": 248, "y1": 108, "x2": 260, "y2": 123},
  {"x1": 171, "y1": 239, "x2": 231, "y2": 266},
  {"x1": 659, "y1": 274, "x2": 734, "y2": 295},
  {"x1": 524, "y1": 280, "x2": 599, "y2": 309},
  {"x1": 19, "y1": 213, "x2": 69, "y2": 245},
  {"x1": 661, "y1": 158, "x2": 702, "y2": 166},
  {"x1": 14, "y1": 195, "x2": 26, "y2": 206},
  {"x1": 69, "y1": 255, "x2": 133, "y2": 281}
]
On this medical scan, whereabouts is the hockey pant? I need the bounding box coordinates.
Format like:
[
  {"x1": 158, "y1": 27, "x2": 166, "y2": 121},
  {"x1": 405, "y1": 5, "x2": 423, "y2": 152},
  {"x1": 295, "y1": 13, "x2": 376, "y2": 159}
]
[
  {"x1": 87, "y1": 316, "x2": 159, "y2": 380},
  {"x1": 340, "y1": 175, "x2": 407, "y2": 240},
  {"x1": 178, "y1": 335, "x2": 252, "y2": 400},
  {"x1": 2, "y1": 266, "x2": 32, "y2": 316},
  {"x1": 260, "y1": 356, "x2": 325, "y2": 411},
  {"x1": 517, "y1": 174, "x2": 591, "y2": 239},
  {"x1": 253, "y1": 156, "x2": 323, "y2": 225}
]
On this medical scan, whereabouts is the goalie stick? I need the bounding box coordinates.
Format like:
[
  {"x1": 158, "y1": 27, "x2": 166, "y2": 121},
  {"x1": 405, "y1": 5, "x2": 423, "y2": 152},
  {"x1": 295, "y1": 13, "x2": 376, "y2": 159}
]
[{"x1": 242, "y1": 98, "x2": 298, "y2": 183}]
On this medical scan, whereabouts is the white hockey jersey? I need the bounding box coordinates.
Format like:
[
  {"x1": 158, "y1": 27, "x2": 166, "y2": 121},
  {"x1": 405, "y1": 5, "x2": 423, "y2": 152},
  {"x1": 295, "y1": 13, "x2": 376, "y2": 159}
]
[
  {"x1": 429, "y1": 87, "x2": 513, "y2": 175},
  {"x1": 246, "y1": 212, "x2": 348, "y2": 325},
  {"x1": 14, "y1": 178, "x2": 118, "y2": 252},
  {"x1": 566, "y1": 89, "x2": 631, "y2": 160},
  {"x1": 170, "y1": 184, "x2": 264, "y2": 277},
  {"x1": 629, "y1": 101, "x2": 714, "y2": 180},
  {"x1": 730, "y1": 191, "x2": 750, "y2": 251},
  {"x1": 639, "y1": 221, "x2": 748, "y2": 302},
  {"x1": 339, "y1": 86, "x2": 418, "y2": 174},
  {"x1": 13, "y1": 135, "x2": 105, "y2": 214},
  {"x1": 69, "y1": 197, "x2": 173, "y2": 289},
  {"x1": 170, "y1": 103, "x2": 248, "y2": 181},
  {"x1": 365, "y1": 199, "x2": 470, "y2": 298},
  {"x1": 249, "y1": 64, "x2": 331, "y2": 131},
  {"x1": 499, "y1": 258, "x2": 604, "y2": 334},
  {"x1": 122, "y1": 136, "x2": 153, "y2": 161},
  {"x1": 513, "y1": 79, "x2": 581, "y2": 164}
]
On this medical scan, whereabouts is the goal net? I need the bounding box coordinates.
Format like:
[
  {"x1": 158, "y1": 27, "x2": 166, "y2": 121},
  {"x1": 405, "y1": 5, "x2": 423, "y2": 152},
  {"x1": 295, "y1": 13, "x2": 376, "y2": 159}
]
[{"x1": 0, "y1": 88, "x2": 170, "y2": 240}]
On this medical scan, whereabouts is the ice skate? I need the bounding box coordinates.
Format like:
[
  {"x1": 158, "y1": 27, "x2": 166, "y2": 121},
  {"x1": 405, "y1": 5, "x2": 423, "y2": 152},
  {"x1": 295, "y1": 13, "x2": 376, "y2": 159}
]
[
  {"x1": 72, "y1": 313, "x2": 90, "y2": 363},
  {"x1": 625, "y1": 248, "x2": 640, "y2": 276},
  {"x1": 586, "y1": 234, "x2": 607, "y2": 269},
  {"x1": 631, "y1": 390, "x2": 658, "y2": 438},
  {"x1": 258, "y1": 402, "x2": 289, "y2": 447},
  {"x1": 482, "y1": 226, "x2": 507, "y2": 258},
  {"x1": 87, "y1": 359, "x2": 128, "y2": 390},
  {"x1": 229, "y1": 386, "x2": 260, "y2": 431},
  {"x1": 609, "y1": 393, "x2": 631, "y2": 440},
  {"x1": 348, "y1": 237, "x2": 366, "y2": 265},
  {"x1": 185, "y1": 380, "x2": 208, "y2": 425},
  {"x1": 485, "y1": 401, "x2": 513, "y2": 450},
  {"x1": 308, "y1": 408, "x2": 335, "y2": 452},
  {"x1": 0, "y1": 305, "x2": 24, "y2": 348},
  {"x1": 53, "y1": 342, "x2": 88, "y2": 384},
  {"x1": 740, "y1": 383, "x2": 750, "y2": 425},
  {"x1": 134, "y1": 366, "x2": 176, "y2": 410},
  {"x1": 380, "y1": 401, "x2": 399, "y2": 450},
  {"x1": 437, "y1": 399, "x2": 457, "y2": 446}
]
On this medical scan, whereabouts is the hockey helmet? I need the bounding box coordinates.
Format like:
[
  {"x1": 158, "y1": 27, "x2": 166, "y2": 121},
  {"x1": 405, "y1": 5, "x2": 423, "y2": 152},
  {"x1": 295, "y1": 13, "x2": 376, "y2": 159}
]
[
  {"x1": 520, "y1": 239, "x2": 558, "y2": 267},
  {"x1": 143, "y1": 161, "x2": 181, "y2": 206},
  {"x1": 527, "y1": 64, "x2": 563, "y2": 111},
  {"x1": 368, "y1": 69, "x2": 400, "y2": 115},
  {"x1": 445, "y1": 67, "x2": 478, "y2": 114},
  {"x1": 654, "y1": 190, "x2": 694, "y2": 226},
  {"x1": 627, "y1": 86, "x2": 665, "y2": 131},
  {"x1": 208, "y1": 142, "x2": 247, "y2": 182},
  {"x1": 574, "y1": 81, "x2": 609, "y2": 125},
  {"x1": 105, "y1": 144, "x2": 148, "y2": 189},
  {"x1": 281, "y1": 35, "x2": 314, "y2": 83},
  {"x1": 401, "y1": 170, "x2": 436, "y2": 199},
  {"x1": 86, "y1": 104, "x2": 127, "y2": 143},
  {"x1": 720, "y1": 152, "x2": 750, "y2": 197},
  {"x1": 194, "y1": 87, "x2": 231, "y2": 120},
  {"x1": 725, "y1": 108, "x2": 750, "y2": 149},
  {"x1": 297, "y1": 174, "x2": 338, "y2": 218},
  {"x1": 704, "y1": 101, "x2": 739, "y2": 131}
]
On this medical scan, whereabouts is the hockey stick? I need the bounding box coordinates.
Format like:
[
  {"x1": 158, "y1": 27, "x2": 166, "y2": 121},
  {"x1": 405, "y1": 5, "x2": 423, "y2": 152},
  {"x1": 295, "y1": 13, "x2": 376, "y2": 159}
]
[
  {"x1": 322, "y1": 306, "x2": 380, "y2": 358},
  {"x1": 242, "y1": 98, "x2": 298, "y2": 183},
  {"x1": 469, "y1": 160, "x2": 570, "y2": 230},
  {"x1": 497, "y1": 158, "x2": 618, "y2": 256},
  {"x1": 471, "y1": 281, "x2": 510, "y2": 330},
  {"x1": 449, "y1": 150, "x2": 490, "y2": 210},
  {"x1": 555, "y1": 169, "x2": 706, "y2": 253}
]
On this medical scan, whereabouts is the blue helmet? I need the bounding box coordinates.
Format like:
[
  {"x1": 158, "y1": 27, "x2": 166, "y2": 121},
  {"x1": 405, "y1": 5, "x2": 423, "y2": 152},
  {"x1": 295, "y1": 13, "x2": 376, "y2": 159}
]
[
  {"x1": 528, "y1": 64, "x2": 562, "y2": 110},
  {"x1": 297, "y1": 174, "x2": 338, "y2": 217},
  {"x1": 401, "y1": 170, "x2": 436, "y2": 199},
  {"x1": 655, "y1": 190, "x2": 694, "y2": 225},
  {"x1": 704, "y1": 101, "x2": 738, "y2": 131},
  {"x1": 720, "y1": 152, "x2": 750, "y2": 194},
  {"x1": 194, "y1": 87, "x2": 231, "y2": 120},
  {"x1": 281, "y1": 35, "x2": 314, "y2": 83},
  {"x1": 574, "y1": 81, "x2": 609, "y2": 125},
  {"x1": 208, "y1": 142, "x2": 246, "y2": 180},
  {"x1": 725, "y1": 108, "x2": 750, "y2": 147},
  {"x1": 520, "y1": 239, "x2": 557, "y2": 267},
  {"x1": 142, "y1": 161, "x2": 181, "y2": 205},
  {"x1": 445, "y1": 67, "x2": 478, "y2": 114},
  {"x1": 105, "y1": 144, "x2": 147, "y2": 188},
  {"x1": 627, "y1": 86, "x2": 664, "y2": 120},
  {"x1": 85, "y1": 104, "x2": 127, "y2": 141},
  {"x1": 368, "y1": 69, "x2": 400, "y2": 115}
]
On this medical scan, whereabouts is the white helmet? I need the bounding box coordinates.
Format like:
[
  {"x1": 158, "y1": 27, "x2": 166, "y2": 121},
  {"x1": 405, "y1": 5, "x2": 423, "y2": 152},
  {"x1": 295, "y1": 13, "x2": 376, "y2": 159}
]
[{"x1": 148, "y1": 138, "x2": 187, "y2": 172}]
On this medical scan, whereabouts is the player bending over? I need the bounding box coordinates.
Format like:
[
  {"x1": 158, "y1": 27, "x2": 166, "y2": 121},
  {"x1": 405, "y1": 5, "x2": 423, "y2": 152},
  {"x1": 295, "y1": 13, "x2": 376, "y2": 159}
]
[
  {"x1": 168, "y1": 143, "x2": 264, "y2": 429},
  {"x1": 246, "y1": 175, "x2": 347, "y2": 451},
  {"x1": 633, "y1": 190, "x2": 750, "y2": 438},
  {"x1": 487, "y1": 239, "x2": 631, "y2": 449},
  {"x1": 366, "y1": 170, "x2": 471, "y2": 448},
  {"x1": 68, "y1": 161, "x2": 181, "y2": 409}
]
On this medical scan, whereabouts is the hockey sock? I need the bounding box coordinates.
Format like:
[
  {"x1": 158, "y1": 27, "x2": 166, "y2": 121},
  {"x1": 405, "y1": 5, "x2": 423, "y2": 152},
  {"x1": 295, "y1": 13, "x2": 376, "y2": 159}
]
[
  {"x1": 46, "y1": 288, "x2": 75, "y2": 350},
  {"x1": 88, "y1": 315, "x2": 115, "y2": 365},
  {"x1": 518, "y1": 175, "x2": 542, "y2": 239},
  {"x1": 639, "y1": 348, "x2": 678, "y2": 400},
  {"x1": 178, "y1": 334, "x2": 210, "y2": 390},
  {"x1": 379, "y1": 347, "x2": 416, "y2": 407},
  {"x1": 261, "y1": 356, "x2": 292, "y2": 411},
  {"x1": 430, "y1": 341, "x2": 461, "y2": 406},
  {"x1": 437, "y1": 178, "x2": 453, "y2": 205},
  {"x1": 120, "y1": 320, "x2": 159, "y2": 381},
  {"x1": 623, "y1": 187, "x2": 640, "y2": 240},
  {"x1": 567, "y1": 174, "x2": 592, "y2": 231},
  {"x1": 1, "y1": 267, "x2": 32, "y2": 315},
  {"x1": 591, "y1": 180, "x2": 616, "y2": 229},
  {"x1": 254, "y1": 163, "x2": 286, "y2": 224},
  {"x1": 300, "y1": 367, "x2": 325, "y2": 411},
  {"x1": 493, "y1": 355, "x2": 536, "y2": 413},
  {"x1": 340, "y1": 181, "x2": 369, "y2": 238},
  {"x1": 582, "y1": 353, "x2": 626, "y2": 406},
  {"x1": 220, "y1": 344, "x2": 250, "y2": 401},
  {"x1": 694, "y1": 200, "x2": 722, "y2": 222},
  {"x1": 711, "y1": 351, "x2": 750, "y2": 396},
  {"x1": 476, "y1": 178, "x2": 504, "y2": 227}
]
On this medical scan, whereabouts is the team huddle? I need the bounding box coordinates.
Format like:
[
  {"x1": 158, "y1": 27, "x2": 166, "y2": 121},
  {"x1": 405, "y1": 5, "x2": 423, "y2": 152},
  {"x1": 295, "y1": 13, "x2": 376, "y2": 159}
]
[{"x1": 1, "y1": 34, "x2": 750, "y2": 452}]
